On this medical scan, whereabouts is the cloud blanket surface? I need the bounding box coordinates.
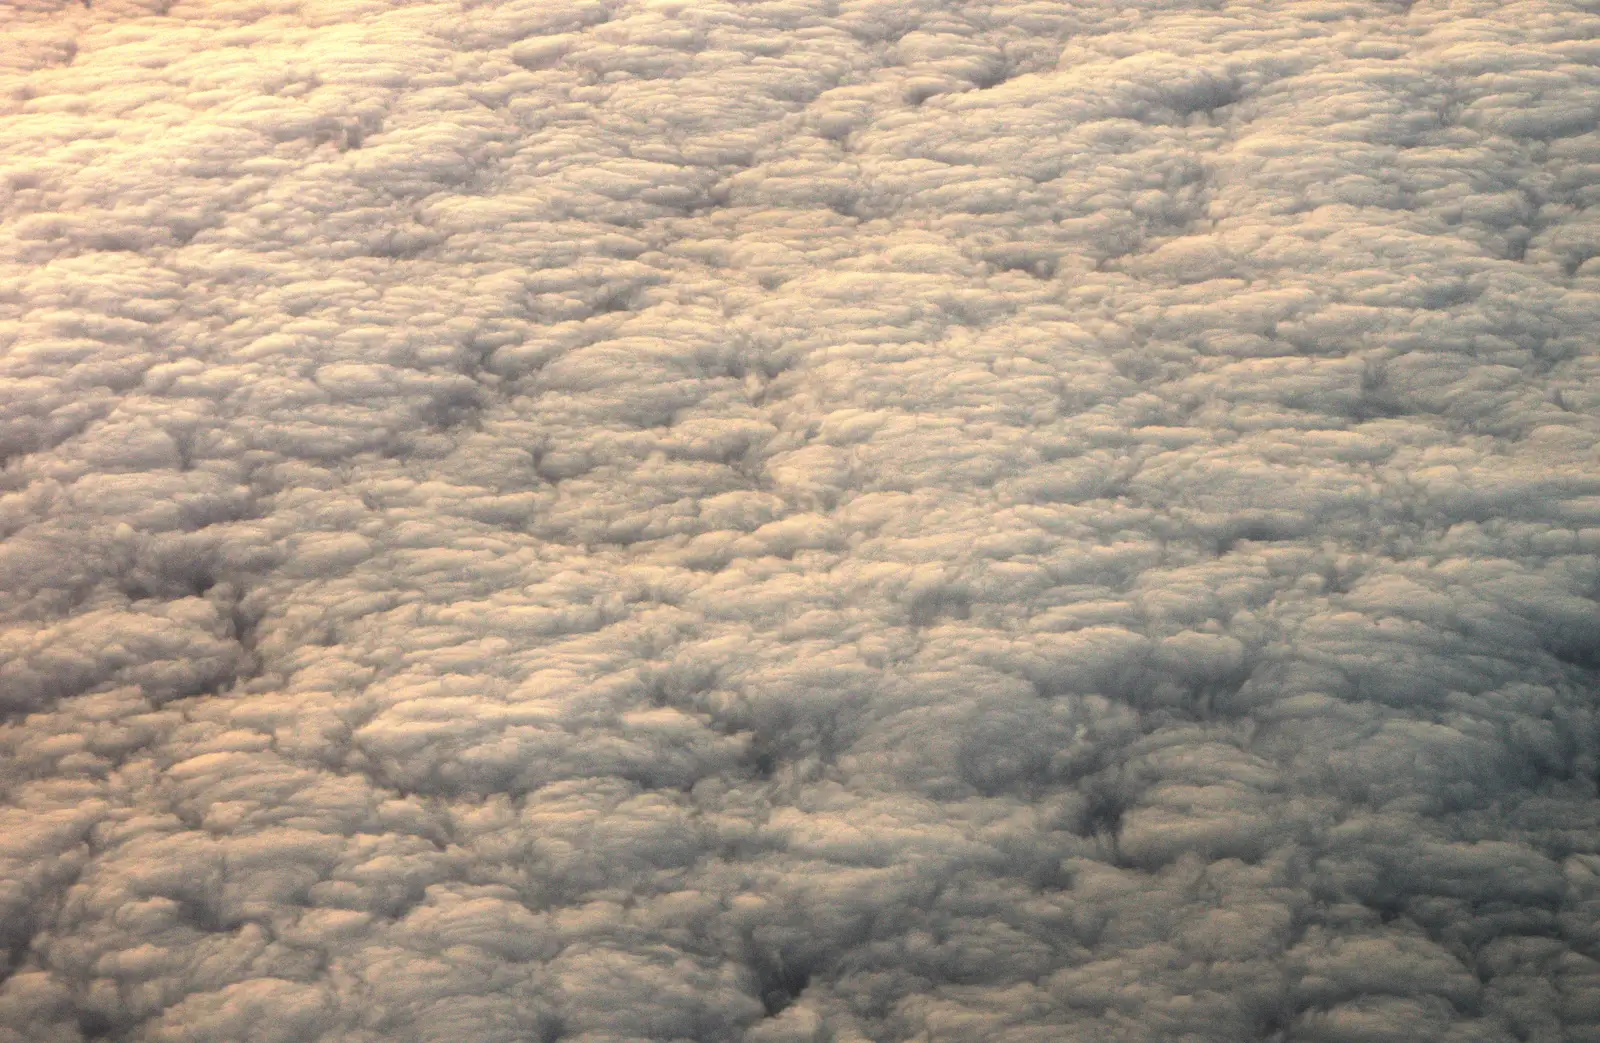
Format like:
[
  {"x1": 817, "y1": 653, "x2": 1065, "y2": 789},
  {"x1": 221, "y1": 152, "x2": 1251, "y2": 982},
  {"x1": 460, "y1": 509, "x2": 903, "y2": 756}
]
[{"x1": 3, "y1": 0, "x2": 1600, "y2": 1039}]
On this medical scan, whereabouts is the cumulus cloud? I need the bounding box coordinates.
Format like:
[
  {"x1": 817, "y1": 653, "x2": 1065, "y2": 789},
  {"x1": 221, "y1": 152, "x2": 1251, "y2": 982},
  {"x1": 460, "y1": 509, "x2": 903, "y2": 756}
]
[{"x1": 2, "y1": 0, "x2": 1599, "y2": 1039}]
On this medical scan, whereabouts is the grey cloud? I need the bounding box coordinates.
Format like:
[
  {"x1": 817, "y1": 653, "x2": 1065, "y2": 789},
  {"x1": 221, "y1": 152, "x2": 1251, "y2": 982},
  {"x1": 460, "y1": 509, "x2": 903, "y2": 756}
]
[{"x1": 3, "y1": 0, "x2": 1600, "y2": 1040}]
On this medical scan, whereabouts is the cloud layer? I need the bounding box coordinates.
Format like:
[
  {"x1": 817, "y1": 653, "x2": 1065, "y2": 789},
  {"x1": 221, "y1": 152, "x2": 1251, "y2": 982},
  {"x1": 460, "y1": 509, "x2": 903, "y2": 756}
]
[{"x1": 2, "y1": 0, "x2": 1600, "y2": 1040}]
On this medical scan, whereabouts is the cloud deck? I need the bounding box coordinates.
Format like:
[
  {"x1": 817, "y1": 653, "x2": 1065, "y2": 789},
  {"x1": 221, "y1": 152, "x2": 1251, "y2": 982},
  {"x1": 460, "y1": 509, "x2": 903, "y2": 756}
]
[{"x1": 2, "y1": 0, "x2": 1600, "y2": 1040}]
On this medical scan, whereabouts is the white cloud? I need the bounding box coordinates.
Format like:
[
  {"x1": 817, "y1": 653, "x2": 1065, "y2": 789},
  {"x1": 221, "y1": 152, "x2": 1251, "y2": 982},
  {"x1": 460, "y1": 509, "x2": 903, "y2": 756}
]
[{"x1": 2, "y1": 0, "x2": 1600, "y2": 1039}]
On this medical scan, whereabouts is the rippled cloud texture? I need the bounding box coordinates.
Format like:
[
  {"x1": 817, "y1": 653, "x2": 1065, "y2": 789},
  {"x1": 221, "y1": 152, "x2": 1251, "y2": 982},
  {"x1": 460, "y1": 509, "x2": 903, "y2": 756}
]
[{"x1": 3, "y1": 0, "x2": 1600, "y2": 1039}]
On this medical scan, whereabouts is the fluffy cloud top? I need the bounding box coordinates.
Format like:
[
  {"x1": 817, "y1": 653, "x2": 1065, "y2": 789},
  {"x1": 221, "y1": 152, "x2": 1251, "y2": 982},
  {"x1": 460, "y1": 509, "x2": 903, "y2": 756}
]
[{"x1": 2, "y1": 0, "x2": 1599, "y2": 1040}]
